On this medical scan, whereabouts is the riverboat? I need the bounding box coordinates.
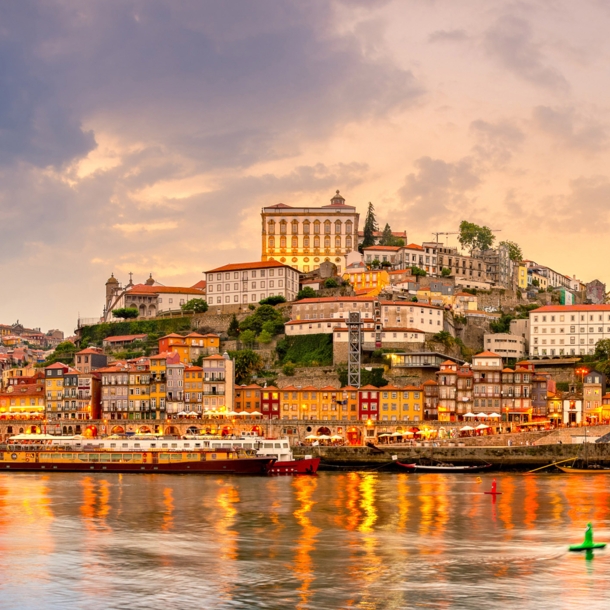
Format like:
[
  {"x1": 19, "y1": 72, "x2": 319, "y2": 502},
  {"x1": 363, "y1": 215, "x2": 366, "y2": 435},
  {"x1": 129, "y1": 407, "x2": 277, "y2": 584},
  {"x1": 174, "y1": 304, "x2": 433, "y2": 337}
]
[
  {"x1": 397, "y1": 461, "x2": 492, "y2": 473},
  {"x1": 557, "y1": 464, "x2": 610, "y2": 474},
  {"x1": 1, "y1": 435, "x2": 274, "y2": 474}
]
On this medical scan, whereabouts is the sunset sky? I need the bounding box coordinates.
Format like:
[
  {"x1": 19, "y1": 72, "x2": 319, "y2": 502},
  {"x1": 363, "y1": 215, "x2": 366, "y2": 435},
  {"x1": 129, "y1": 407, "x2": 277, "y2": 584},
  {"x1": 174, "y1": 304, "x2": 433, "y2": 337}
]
[{"x1": 2, "y1": 0, "x2": 610, "y2": 333}]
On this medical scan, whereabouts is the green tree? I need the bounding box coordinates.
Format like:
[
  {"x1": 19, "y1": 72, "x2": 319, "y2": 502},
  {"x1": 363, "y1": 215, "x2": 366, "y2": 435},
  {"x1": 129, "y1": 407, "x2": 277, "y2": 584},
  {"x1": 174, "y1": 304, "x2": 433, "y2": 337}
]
[
  {"x1": 181, "y1": 298, "x2": 208, "y2": 313},
  {"x1": 370, "y1": 259, "x2": 381, "y2": 269},
  {"x1": 594, "y1": 339, "x2": 610, "y2": 361},
  {"x1": 324, "y1": 278, "x2": 339, "y2": 288},
  {"x1": 441, "y1": 267, "x2": 451, "y2": 277},
  {"x1": 379, "y1": 223, "x2": 405, "y2": 246},
  {"x1": 259, "y1": 295, "x2": 286, "y2": 306},
  {"x1": 112, "y1": 307, "x2": 139, "y2": 320},
  {"x1": 411, "y1": 266, "x2": 427, "y2": 277},
  {"x1": 499, "y1": 240, "x2": 523, "y2": 262},
  {"x1": 227, "y1": 314, "x2": 240, "y2": 338},
  {"x1": 458, "y1": 221, "x2": 496, "y2": 254},
  {"x1": 532, "y1": 279, "x2": 539, "y2": 287},
  {"x1": 297, "y1": 287, "x2": 317, "y2": 300},
  {"x1": 361, "y1": 202, "x2": 378, "y2": 250},
  {"x1": 282, "y1": 362, "x2": 296, "y2": 376},
  {"x1": 257, "y1": 330, "x2": 273, "y2": 344},
  {"x1": 239, "y1": 329, "x2": 257, "y2": 345},
  {"x1": 381, "y1": 260, "x2": 392, "y2": 268},
  {"x1": 43, "y1": 341, "x2": 78, "y2": 365},
  {"x1": 227, "y1": 349, "x2": 263, "y2": 384},
  {"x1": 240, "y1": 304, "x2": 284, "y2": 335},
  {"x1": 431, "y1": 331, "x2": 455, "y2": 350},
  {"x1": 490, "y1": 312, "x2": 515, "y2": 333}
]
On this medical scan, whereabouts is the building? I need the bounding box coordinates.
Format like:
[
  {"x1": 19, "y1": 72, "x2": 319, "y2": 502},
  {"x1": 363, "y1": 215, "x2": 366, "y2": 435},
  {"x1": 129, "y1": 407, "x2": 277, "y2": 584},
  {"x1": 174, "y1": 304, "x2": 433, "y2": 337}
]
[
  {"x1": 74, "y1": 348, "x2": 108, "y2": 373},
  {"x1": 184, "y1": 366, "x2": 203, "y2": 414},
  {"x1": 202, "y1": 354, "x2": 235, "y2": 414},
  {"x1": 342, "y1": 263, "x2": 390, "y2": 297},
  {"x1": 166, "y1": 359, "x2": 185, "y2": 418},
  {"x1": 159, "y1": 332, "x2": 221, "y2": 363},
  {"x1": 127, "y1": 359, "x2": 153, "y2": 421},
  {"x1": 358, "y1": 385, "x2": 380, "y2": 421},
  {"x1": 483, "y1": 333, "x2": 526, "y2": 360},
  {"x1": 260, "y1": 385, "x2": 281, "y2": 419},
  {"x1": 479, "y1": 244, "x2": 514, "y2": 288},
  {"x1": 509, "y1": 319, "x2": 530, "y2": 351},
  {"x1": 529, "y1": 305, "x2": 610, "y2": 357},
  {"x1": 98, "y1": 363, "x2": 130, "y2": 421},
  {"x1": 517, "y1": 264, "x2": 528, "y2": 291},
  {"x1": 234, "y1": 384, "x2": 262, "y2": 414},
  {"x1": 561, "y1": 391, "x2": 583, "y2": 425},
  {"x1": 357, "y1": 229, "x2": 406, "y2": 247},
  {"x1": 102, "y1": 334, "x2": 148, "y2": 349},
  {"x1": 261, "y1": 190, "x2": 359, "y2": 274},
  {"x1": 45, "y1": 362, "x2": 71, "y2": 420},
  {"x1": 583, "y1": 370, "x2": 606, "y2": 424},
  {"x1": 0, "y1": 384, "x2": 45, "y2": 419},
  {"x1": 431, "y1": 244, "x2": 487, "y2": 282},
  {"x1": 205, "y1": 260, "x2": 300, "y2": 307},
  {"x1": 63, "y1": 368, "x2": 102, "y2": 421},
  {"x1": 404, "y1": 243, "x2": 438, "y2": 275},
  {"x1": 362, "y1": 246, "x2": 403, "y2": 269},
  {"x1": 586, "y1": 280, "x2": 607, "y2": 305}
]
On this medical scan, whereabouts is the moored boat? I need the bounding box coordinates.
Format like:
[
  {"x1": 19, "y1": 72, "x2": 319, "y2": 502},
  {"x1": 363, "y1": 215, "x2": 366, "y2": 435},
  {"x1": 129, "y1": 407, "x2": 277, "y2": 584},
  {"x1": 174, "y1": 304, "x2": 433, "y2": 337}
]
[
  {"x1": 557, "y1": 465, "x2": 610, "y2": 474},
  {"x1": 397, "y1": 461, "x2": 492, "y2": 473}
]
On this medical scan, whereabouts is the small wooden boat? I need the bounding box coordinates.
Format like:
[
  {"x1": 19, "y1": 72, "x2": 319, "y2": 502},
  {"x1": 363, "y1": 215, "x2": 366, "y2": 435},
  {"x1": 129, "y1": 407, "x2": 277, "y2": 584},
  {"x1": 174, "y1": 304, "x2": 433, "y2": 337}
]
[
  {"x1": 557, "y1": 465, "x2": 610, "y2": 474},
  {"x1": 397, "y1": 462, "x2": 492, "y2": 473}
]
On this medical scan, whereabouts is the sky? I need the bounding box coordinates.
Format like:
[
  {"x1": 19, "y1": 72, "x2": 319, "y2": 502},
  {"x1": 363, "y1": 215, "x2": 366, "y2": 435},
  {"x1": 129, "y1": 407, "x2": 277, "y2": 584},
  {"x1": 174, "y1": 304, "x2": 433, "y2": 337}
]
[{"x1": 2, "y1": 0, "x2": 610, "y2": 334}]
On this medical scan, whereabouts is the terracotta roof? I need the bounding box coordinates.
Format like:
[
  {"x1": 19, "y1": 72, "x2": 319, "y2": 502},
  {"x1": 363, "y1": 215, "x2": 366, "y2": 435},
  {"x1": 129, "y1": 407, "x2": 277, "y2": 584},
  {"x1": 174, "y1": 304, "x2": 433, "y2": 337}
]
[
  {"x1": 76, "y1": 348, "x2": 103, "y2": 355},
  {"x1": 200, "y1": 333, "x2": 220, "y2": 338},
  {"x1": 341, "y1": 386, "x2": 359, "y2": 391},
  {"x1": 45, "y1": 362, "x2": 69, "y2": 370},
  {"x1": 266, "y1": 203, "x2": 293, "y2": 209},
  {"x1": 103, "y1": 334, "x2": 147, "y2": 342},
  {"x1": 474, "y1": 351, "x2": 502, "y2": 357},
  {"x1": 185, "y1": 332, "x2": 206, "y2": 338},
  {"x1": 502, "y1": 368, "x2": 514, "y2": 373},
  {"x1": 362, "y1": 245, "x2": 402, "y2": 252},
  {"x1": 185, "y1": 366, "x2": 203, "y2": 371},
  {"x1": 160, "y1": 333, "x2": 184, "y2": 339},
  {"x1": 280, "y1": 385, "x2": 299, "y2": 391},
  {"x1": 405, "y1": 243, "x2": 424, "y2": 250},
  {"x1": 441, "y1": 360, "x2": 457, "y2": 366},
  {"x1": 531, "y1": 305, "x2": 610, "y2": 312},
  {"x1": 300, "y1": 385, "x2": 319, "y2": 391},
  {"x1": 191, "y1": 280, "x2": 206, "y2": 290},
  {"x1": 206, "y1": 260, "x2": 298, "y2": 273},
  {"x1": 359, "y1": 384, "x2": 380, "y2": 390},
  {"x1": 128, "y1": 284, "x2": 205, "y2": 295},
  {"x1": 203, "y1": 354, "x2": 226, "y2": 360},
  {"x1": 423, "y1": 380, "x2": 438, "y2": 385}
]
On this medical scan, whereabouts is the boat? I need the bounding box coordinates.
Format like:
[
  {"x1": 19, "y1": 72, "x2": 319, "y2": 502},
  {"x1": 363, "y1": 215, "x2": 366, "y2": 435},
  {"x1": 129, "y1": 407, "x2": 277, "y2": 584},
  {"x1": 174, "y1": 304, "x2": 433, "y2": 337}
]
[
  {"x1": 396, "y1": 461, "x2": 492, "y2": 473},
  {"x1": 0, "y1": 435, "x2": 274, "y2": 475},
  {"x1": 557, "y1": 464, "x2": 610, "y2": 474}
]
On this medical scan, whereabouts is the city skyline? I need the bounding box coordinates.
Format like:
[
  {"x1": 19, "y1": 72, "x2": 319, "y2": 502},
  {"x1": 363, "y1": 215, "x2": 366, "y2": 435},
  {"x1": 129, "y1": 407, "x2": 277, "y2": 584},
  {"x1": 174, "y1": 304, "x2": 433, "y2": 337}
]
[{"x1": 2, "y1": 1, "x2": 610, "y2": 332}]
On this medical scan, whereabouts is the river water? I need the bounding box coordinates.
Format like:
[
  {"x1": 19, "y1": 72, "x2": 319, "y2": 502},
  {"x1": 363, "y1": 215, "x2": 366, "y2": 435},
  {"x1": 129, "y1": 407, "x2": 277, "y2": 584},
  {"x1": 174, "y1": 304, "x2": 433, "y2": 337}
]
[{"x1": 0, "y1": 472, "x2": 609, "y2": 609}]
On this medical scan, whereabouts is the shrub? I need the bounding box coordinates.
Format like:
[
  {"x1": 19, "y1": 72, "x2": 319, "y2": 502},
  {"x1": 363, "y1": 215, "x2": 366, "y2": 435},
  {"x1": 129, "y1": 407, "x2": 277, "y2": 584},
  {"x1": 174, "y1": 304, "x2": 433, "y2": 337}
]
[
  {"x1": 259, "y1": 295, "x2": 287, "y2": 306},
  {"x1": 324, "y1": 278, "x2": 339, "y2": 288},
  {"x1": 297, "y1": 287, "x2": 317, "y2": 300},
  {"x1": 181, "y1": 298, "x2": 208, "y2": 313},
  {"x1": 275, "y1": 334, "x2": 333, "y2": 366},
  {"x1": 240, "y1": 304, "x2": 285, "y2": 335},
  {"x1": 257, "y1": 330, "x2": 273, "y2": 344},
  {"x1": 112, "y1": 307, "x2": 139, "y2": 320},
  {"x1": 248, "y1": 304, "x2": 256, "y2": 310},
  {"x1": 282, "y1": 362, "x2": 296, "y2": 376},
  {"x1": 239, "y1": 329, "x2": 257, "y2": 345},
  {"x1": 227, "y1": 314, "x2": 240, "y2": 338}
]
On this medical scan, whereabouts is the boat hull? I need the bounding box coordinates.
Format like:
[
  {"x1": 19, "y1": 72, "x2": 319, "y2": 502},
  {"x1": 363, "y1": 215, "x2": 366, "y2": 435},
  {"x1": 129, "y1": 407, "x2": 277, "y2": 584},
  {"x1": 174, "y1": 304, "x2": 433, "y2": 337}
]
[
  {"x1": 268, "y1": 457, "x2": 320, "y2": 475},
  {"x1": 397, "y1": 462, "x2": 492, "y2": 473},
  {"x1": 558, "y1": 466, "x2": 610, "y2": 474}
]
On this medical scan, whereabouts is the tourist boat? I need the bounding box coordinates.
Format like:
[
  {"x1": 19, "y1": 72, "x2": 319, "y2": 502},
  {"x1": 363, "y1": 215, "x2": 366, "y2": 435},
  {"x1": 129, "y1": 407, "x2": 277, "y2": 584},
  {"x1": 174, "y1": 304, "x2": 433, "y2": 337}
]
[
  {"x1": 0, "y1": 435, "x2": 274, "y2": 475},
  {"x1": 396, "y1": 461, "x2": 492, "y2": 473}
]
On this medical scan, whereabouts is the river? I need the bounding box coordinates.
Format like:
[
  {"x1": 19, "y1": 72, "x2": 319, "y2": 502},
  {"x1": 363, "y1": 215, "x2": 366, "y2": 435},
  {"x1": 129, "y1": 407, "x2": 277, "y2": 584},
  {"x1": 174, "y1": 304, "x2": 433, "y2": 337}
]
[{"x1": 0, "y1": 472, "x2": 609, "y2": 609}]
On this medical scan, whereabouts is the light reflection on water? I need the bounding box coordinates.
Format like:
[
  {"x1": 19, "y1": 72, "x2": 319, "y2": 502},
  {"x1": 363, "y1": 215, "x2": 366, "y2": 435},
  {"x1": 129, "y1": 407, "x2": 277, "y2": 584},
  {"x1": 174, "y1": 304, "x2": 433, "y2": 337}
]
[{"x1": 0, "y1": 472, "x2": 610, "y2": 609}]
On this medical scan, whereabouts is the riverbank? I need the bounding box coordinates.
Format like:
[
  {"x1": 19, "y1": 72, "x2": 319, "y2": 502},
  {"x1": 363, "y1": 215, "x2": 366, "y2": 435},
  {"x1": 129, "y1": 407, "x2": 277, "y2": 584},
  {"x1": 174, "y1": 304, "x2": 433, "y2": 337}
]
[{"x1": 294, "y1": 443, "x2": 610, "y2": 471}]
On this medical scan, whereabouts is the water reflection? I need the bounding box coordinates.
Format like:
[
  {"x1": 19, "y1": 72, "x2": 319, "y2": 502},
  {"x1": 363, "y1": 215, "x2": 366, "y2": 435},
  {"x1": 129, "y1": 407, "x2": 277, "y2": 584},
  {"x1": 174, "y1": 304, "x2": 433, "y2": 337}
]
[{"x1": 0, "y1": 473, "x2": 608, "y2": 609}]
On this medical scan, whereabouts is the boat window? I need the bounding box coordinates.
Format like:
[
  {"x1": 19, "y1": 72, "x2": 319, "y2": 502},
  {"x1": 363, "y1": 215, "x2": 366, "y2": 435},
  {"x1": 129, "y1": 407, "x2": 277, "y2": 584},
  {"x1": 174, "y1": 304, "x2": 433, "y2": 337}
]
[
  {"x1": 204, "y1": 442, "x2": 210, "y2": 447},
  {"x1": 111, "y1": 454, "x2": 122, "y2": 462},
  {"x1": 194, "y1": 443, "x2": 201, "y2": 448},
  {"x1": 184, "y1": 443, "x2": 190, "y2": 448},
  {"x1": 171, "y1": 454, "x2": 182, "y2": 460},
  {"x1": 186, "y1": 453, "x2": 198, "y2": 460},
  {"x1": 162, "y1": 443, "x2": 168, "y2": 448},
  {"x1": 282, "y1": 443, "x2": 289, "y2": 448},
  {"x1": 123, "y1": 454, "x2": 132, "y2": 462},
  {"x1": 171, "y1": 443, "x2": 178, "y2": 448},
  {"x1": 98, "y1": 444, "x2": 105, "y2": 448},
  {"x1": 274, "y1": 443, "x2": 281, "y2": 448},
  {"x1": 78, "y1": 454, "x2": 88, "y2": 462},
  {"x1": 63, "y1": 454, "x2": 73, "y2": 460},
  {"x1": 160, "y1": 454, "x2": 171, "y2": 460},
  {"x1": 100, "y1": 454, "x2": 111, "y2": 463},
  {"x1": 134, "y1": 443, "x2": 140, "y2": 448},
  {"x1": 122, "y1": 443, "x2": 128, "y2": 448},
  {"x1": 133, "y1": 454, "x2": 143, "y2": 463},
  {"x1": 243, "y1": 443, "x2": 252, "y2": 449},
  {"x1": 150, "y1": 444, "x2": 156, "y2": 448},
  {"x1": 264, "y1": 443, "x2": 273, "y2": 448},
  {"x1": 110, "y1": 443, "x2": 116, "y2": 448},
  {"x1": 211, "y1": 453, "x2": 217, "y2": 460},
  {"x1": 89, "y1": 454, "x2": 99, "y2": 462}
]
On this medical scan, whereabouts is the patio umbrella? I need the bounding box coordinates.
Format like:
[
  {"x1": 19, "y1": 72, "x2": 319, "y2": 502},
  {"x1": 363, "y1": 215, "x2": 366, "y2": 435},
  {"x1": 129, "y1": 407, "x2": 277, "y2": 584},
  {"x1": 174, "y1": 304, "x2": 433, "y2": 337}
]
[
  {"x1": 317, "y1": 435, "x2": 331, "y2": 440},
  {"x1": 390, "y1": 432, "x2": 403, "y2": 437},
  {"x1": 330, "y1": 435, "x2": 343, "y2": 440},
  {"x1": 460, "y1": 425, "x2": 474, "y2": 431},
  {"x1": 477, "y1": 413, "x2": 488, "y2": 418},
  {"x1": 250, "y1": 411, "x2": 263, "y2": 416},
  {"x1": 305, "y1": 434, "x2": 318, "y2": 440},
  {"x1": 177, "y1": 411, "x2": 188, "y2": 416},
  {"x1": 226, "y1": 411, "x2": 238, "y2": 416},
  {"x1": 378, "y1": 433, "x2": 391, "y2": 437},
  {"x1": 237, "y1": 411, "x2": 250, "y2": 416},
  {"x1": 488, "y1": 413, "x2": 501, "y2": 418},
  {"x1": 463, "y1": 412, "x2": 476, "y2": 418},
  {"x1": 475, "y1": 423, "x2": 489, "y2": 429}
]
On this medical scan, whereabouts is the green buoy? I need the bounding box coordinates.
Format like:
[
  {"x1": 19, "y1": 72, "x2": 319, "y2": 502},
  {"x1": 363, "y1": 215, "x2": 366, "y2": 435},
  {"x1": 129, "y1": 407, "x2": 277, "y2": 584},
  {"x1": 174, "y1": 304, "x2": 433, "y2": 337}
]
[{"x1": 569, "y1": 523, "x2": 607, "y2": 552}]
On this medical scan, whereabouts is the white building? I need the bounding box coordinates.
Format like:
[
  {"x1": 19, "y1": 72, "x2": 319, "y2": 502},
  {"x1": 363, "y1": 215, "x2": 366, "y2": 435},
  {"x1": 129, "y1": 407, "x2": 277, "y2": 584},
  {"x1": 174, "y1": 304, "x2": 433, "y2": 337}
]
[
  {"x1": 202, "y1": 354, "x2": 235, "y2": 413},
  {"x1": 529, "y1": 305, "x2": 610, "y2": 357},
  {"x1": 204, "y1": 260, "x2": 300, "y2": 307},
  {"x1": 261, "y1": 190, "x2": 359, "y2": 274},
  {"x1": 483, "y1": 333, "x2": 526, "y2": 360}
]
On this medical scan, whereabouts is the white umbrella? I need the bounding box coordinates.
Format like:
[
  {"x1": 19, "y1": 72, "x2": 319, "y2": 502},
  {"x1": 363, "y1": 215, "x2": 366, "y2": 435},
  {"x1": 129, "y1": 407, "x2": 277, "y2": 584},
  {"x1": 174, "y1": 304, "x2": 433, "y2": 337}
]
[
  {"x1": 226, "y1": 411, "x2": 238, "y2": 416},
  {"x1": 460, "y1": 425, "x2": 474, "y2": 431},
  {"x1": 177, "y1": 411, "x2": 188, "y2": 416},
  {"x1": 317, "y1": 434, "x2": 331, "y2": 440},
  {"x1": 305, "y1": 434, "x2": 319, "y2": 440},
  {"x1": 237, "y1": 411, "x2": 251, "y2": 416},
  {"x1": 475, "y1": 423, "x2": 489, "y2": 429},
  {"x1": 378, "y1": 433, "x2": 391, "y2": 437},
  {"x1": 463, "y1": 412, "x2": 476, "y2": 418},
  {"x1": 330, "y1": 434, "x2": 343, "y2": 440},
  {"x1": 250, "y1": 411, "x2": 263, "y2": 416},
  {"x1": 488, "y1": 413, "x2": 501, "y2": 418},
  {"x1": 477, "y1": 413, "x2": 488, "y2": 418},
  {"x1": 391, "y1": 432, "x2": 403, "y2": 437}
]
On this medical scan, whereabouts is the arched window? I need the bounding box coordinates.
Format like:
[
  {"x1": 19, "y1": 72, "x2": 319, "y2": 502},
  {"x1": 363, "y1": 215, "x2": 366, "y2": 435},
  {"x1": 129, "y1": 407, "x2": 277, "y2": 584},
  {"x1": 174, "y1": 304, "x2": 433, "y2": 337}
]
[
  {"x1": 346, "y1": 236, "x2": 352, "y2": 249},
  {"x1": 345, "y1": 220, "x2": 352, "y2": 235},
  {"x1": 324, "y1": 220, "x2": 331, "y2": 234},
  {"x1": 335, "y1": 220, "x2": 342, "y2": 234},
  {"x1": 280, "y1": 220, "x2": 287, "y2": 234},
  {"x1": 280, "y1": 236, "x2": 286, "y2": 248},
  {"x1": 313, "y1": 220, "x2": 320, "y2": 234},
  {"x1": 291, "y1": 220, "x2": 299, "y2": 234},
  {"x1": 291, "y1": 236, "x2": 298, "y2": 248},
  {"x1": 303, "y1": 220, "x2": 310, "y2": 234},
  {"x1": 268, "y1": 220, "x2": 275, "y2": 234},
  {"x1": 268, "y1": 236, "x2": 275, "y2": 249},
  {"x1": 303, "y1": 237, "x2": 310, "y2": 248},
  {"x1": 314, "y1": 236, "x2": 320, "y2": 248},
  {"x1": 324, "y1": 236, "x2": 331, "y2": 248},
  {"x1": 335, "y1": 236, "x2": 341, "y2": 248}
]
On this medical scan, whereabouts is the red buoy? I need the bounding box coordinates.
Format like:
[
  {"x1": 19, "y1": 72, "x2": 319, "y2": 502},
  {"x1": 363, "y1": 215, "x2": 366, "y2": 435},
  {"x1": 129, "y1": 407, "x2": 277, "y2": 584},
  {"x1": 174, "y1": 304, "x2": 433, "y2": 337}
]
[{"x1": 484, "y1": 478, "x2": 502, "y2": 495}]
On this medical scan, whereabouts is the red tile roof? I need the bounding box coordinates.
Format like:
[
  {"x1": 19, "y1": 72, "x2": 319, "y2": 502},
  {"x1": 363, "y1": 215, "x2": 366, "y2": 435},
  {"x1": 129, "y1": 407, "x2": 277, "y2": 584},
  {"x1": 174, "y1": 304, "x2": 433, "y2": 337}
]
[
  {"x1": 206, "y1": 260, "x2": 298, "y2": 273},
  {"x1": 531, "y1": 305, "x2": 610, "y2": 312},
  {"x1": 128, "y1": 285, "x2": 205, "y2": 295},
  {"x1": 405, "y1": 243, "x2": 424, "y2": 250},
  {"x1": 362, "y1": 245, "x2": 402, "y2": 252},
  {"x1": 474, "y1": 351, "x2": 502, "y2": 357},
  {"x1": 103, "y1": 334, "x2": 148, "y2": 343},
  {"x1": 191, "y1": 280, "x2": 207, "y2": 290}
]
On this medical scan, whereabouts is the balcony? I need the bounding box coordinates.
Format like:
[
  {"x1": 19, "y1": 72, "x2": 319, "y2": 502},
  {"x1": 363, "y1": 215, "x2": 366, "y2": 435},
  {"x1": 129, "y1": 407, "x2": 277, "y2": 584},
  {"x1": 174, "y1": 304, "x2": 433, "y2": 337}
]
[{"x1": 204, "y1": 390, "x2": 225, "y2": 396}]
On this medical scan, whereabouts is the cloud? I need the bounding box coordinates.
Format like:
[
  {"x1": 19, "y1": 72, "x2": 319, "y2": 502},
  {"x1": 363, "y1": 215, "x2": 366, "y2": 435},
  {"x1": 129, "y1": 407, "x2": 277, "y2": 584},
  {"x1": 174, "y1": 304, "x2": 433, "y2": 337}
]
[
  {"x1": 483, "y1": 15, "x2": 569, "y2": 92},
  {"x1": 428, "y1": 29, "x2": 470, "y2": 43},
  {"x1": 470, "y1": 119, "x2": 525, "y2": 165},
  {"x1": 532, "y1": 106, "x2": 608, "y2": 152},
  {"x1": 397, "y1": 156, "x2": 482, "y2": 223}
]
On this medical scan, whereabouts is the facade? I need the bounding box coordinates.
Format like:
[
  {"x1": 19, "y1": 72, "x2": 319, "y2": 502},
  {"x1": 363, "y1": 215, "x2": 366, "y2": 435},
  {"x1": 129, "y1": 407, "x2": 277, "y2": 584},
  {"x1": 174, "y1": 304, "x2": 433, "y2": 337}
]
[
  {"x1": 184, "y1": 366, "x2": 203, "y2": 414},
  {"x1": 102, "y1": 334, "x2": 148, "y2": 348},
  {"x1": 202, "y1": 354, "x2": 235, "y2": 414},
  {"x1": 74, "y1": 348, "x2": 108, "y2": 374},
  {"x1": 98, "y1": 363, "x2": 130, "y2": 421},
  {"x1": 166, "y1": 359, "x2": 185, "y2": 417},
  {"x1": 362, "y1": 246, "x2": 403, "y2": 269},
  {"x1": 234, "y1": 384, "x2": 262, "y2": 414},
  {"x1": 205, "y1": 260, "x2": 300, "y2": 307},
  {"x1": 483, "y1": 333, "x2": 526, "y2": 360},
  {"x1": 517, "y1": 264, "x2": 528, "y2": 290},
  {"x1": 561, "y1": 392, "x2": 583, "y2": 425},
  {"x1": 433, "y1": 244, "x2": 487, "y2": 282},
  {"x1": 260, "y1": 386, "x2": 281, "y2": 419},
  {"x1": 261, "y1": 190, "x2": 359, "y2": 274},
  {"x1": 357, "y1": 229, "x2": 406, "y2": 247},
  {"x1": 0, "y1": 384, "x2": 45, "y2": 418},
  {"x1": 45, "y1": 363, "x2": 71, "y2": 420},
  {"x1": 358, "y1": 385, "x2": 380, "y2": 421},
  {"x1": 583, "y1": 371, "x2": 606, "y2": 423},
  {"x1": 529, "y1": 305, "x2": 610, "y2": 357}
]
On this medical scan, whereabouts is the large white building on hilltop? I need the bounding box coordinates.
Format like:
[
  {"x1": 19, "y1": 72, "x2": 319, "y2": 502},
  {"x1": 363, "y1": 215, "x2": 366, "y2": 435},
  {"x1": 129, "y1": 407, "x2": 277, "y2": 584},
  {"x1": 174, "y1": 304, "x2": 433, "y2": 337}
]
[
  {"x1": 261, "y1": 190, "x2": 360, "y2": 274},
  {"x1": 529, "y1": 305, "x2": 610, "y2": 357}
]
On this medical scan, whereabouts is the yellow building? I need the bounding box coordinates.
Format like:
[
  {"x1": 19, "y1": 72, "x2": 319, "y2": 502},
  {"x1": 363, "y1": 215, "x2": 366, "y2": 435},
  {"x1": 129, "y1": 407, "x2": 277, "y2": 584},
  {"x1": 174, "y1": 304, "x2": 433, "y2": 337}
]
[
  {"x1": 150, "y1": 353, "x2": 172, "y2": 418},
  {"x1": 158, "y1": 334, "x2": 190, "y2": 363},
  {"x1": 379, "y1": 385, "x2": 423, "y2": 421},
  {"x1": 517, "y1": 264, "x2": 528, "y2": 290},
  {"x1": 531, "y1": 271, "x2": 548, "y2": 290},
  {"x1": 343, "y1": 267, "x2": 390, "y2": 297},
  {"x1": 184, "y1": 365, "x2": 203, "y2": 413},
  {"x1": 2, "y1": 364, "x2": 37, "y2": 389},
  {"x1": 128, "y1": 361, "x2": 152, "y2": 420},
  {"x1": 44, "y1": 362, "x2": 71, "y2": 419},
  {"x1": 185, "y1": 332, "x2": 220, "y2": 359}
]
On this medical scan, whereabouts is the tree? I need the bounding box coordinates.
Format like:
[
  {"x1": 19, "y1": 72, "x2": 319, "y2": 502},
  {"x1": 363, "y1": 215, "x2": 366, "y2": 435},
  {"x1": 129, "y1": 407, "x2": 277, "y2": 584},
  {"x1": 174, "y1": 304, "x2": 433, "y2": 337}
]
[
  {"x1": 227, "y1": 349, "x2": 263, "y2": 384},
  {"x1": 240, "y1": 304, "x2": 284, "y2": 335},
  {"x1": 227, "y1": 314, "x2": 240, "y2": 338},
  {"x1": 370, "y1": 259, "x2": 381, "y2": 269},
  {"x1": 239, "y1": 329, "x2": 257, "y2": 345},
  {"x1": 458, "y1": 221, "x2": 496, "y2": 254},
  {"x1": 381, "y1": 260, "x2": 392, "y2": 268},
  {"x1": 257, "y1": 330, "x2": 273, "y2": 344},
  {"x1": 499, "y1": 240, "x2": 523, "y2": 263},
  {"x1": 490, "y1": 312, "x2": 515, "y2": 333},
  {"x1": 297, "y1": 287, "x2": 317, "y2": 300},
  {"x1": 411, "y1": 266, "x2": 427, "y2": 277},
  {"x1": 324, "y1": 278, "x2": 339, "y2": 288},
  {"x1": 594, "y1": 339, "x2": 610, "y2": 361},
  {"x1": 532, "y1": 279, "x2": 540, "y2": 287},
  {"x1": 282, "y1": 362, "x2": 296, "y2": 376},
  {"x1": 43, "y1": 341, "x2": 78, "y2": 365},
  {"x1": 431, "y1": 331, "x2": 455, "y2": 350},
  {"x1": 259, "y1": 295, "x2": 286, "y2": 306},
  {"x1": 112, "y1": 307, "x2": 139, "y2": 320},
  {"x1": 441, "y1": 267, "x2": 451, "y2": 277},
  {"x1": 181, "y1": 298, "x2": 208, "y2": 313},
  {"x1": 379, "y1": 223, "x2": 405, "y2": 247},
  {"x1": 361, "y1": 202, "x2": 378, "y2": 250}
]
